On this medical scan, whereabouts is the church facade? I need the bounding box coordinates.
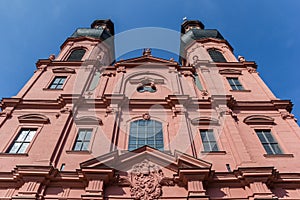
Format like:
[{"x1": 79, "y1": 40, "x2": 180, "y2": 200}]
[{"x1": 0, "y1": 19, "x2": 299, "y2": 200}]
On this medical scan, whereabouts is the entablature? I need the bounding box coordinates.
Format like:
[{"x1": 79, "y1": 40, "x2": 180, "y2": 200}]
[
  {"x1": 184, "y1": 38, "x2": 234, "y2": 52},
  {"x1": 228, "y1": 100, "x2": 293, "y2": 112}
]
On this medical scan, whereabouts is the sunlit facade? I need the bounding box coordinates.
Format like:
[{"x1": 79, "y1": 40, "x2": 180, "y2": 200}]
[{"x1": 0, "y1": 19, "x2": 299, "y2": 200}]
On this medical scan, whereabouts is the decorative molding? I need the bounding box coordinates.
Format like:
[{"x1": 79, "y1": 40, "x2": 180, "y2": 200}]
[
  {"x1": 243, "y1": 115, "x2": 275, "y2": 125},
  {"x1": 181, "y1": 70, "x2": 194, "y2": 77},
  {"x1": 80, "y1": 145, "x2": 212, "y2": 171},
  {"x1": 18, "y1": 114, "x2": 50, "y2": 124},
  {"x1": 201, "y1": 90, "x2": 209, "y2": 96},
  {"x1": 229, "y1": 89, "x2": 251, "y2": 92},
  {"x1": 48, "y1": 54, "x2": 55, "y2": 61},
  {"x1": 238, "y1": 55, "x2": 245, "y2": 62},
  {"x1": 142, "y1": 112, "x2": 151, "y2": 120},
  {"x1": 247, "y1": 67, "x2": 257, "y2": 73},
  {"x1": 168, "y1": 66, "x2": 177, "y2": 73},
  {"x1": 0, "y1": 110, "x2": 12, "y2": 118},
  {"x1": 219, "y1": 69, "x2": 242, "y2": 75},
  {"x1": 191, "y1": 117, "x2": 219, "y2": 125},
  {"x1": 130, "y1": 160, "x2": 163, "y2": 200},
  {"x1": 105, "y1": 105, "x2": 118, "y2": 117},
  {"x1": 114, "y1": 53, "x2": 179, "y2": 67},
  {"x1": 60, "y1": 107, "x2": 72, "y2": 114},
  {"x1": 52, "y1": 67, "x2": 75, "y2": 73},
  {"x1": 102, "y1": 71, "x2": 116, "y2": 77},
  {"x1": 221, "y1": 45, "x2": 229, "y2": 49},
  {"x1": 172, "y1": 105, "x2": 186, "y2": 117},
  {"x1": 217, "y1": 107, "x2": 238, "y2": 121},
  {"x1": 263, "y1": 153, "x2": 294, "y2": 158},
  {"x1": 75, "y1": 116, "x2": 103, "y2": 125},
  {"x1": 280, "y1": 110, "x2": 297, "y2": 121},
  {"x1": 129, "y1": 76, "x2": 164, "y2": 85},
  {"x1": 116, "y1": 66, "x2": 126, "y2": 73},
  {"x1": 84, "y1": 179, "x2": 103, "y2": 195}
]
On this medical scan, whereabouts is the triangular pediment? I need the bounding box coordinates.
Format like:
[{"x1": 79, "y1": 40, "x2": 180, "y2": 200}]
[
  {"x1": 115, "y1": 55, "x2": 179, "y2": 67},
  {"x1": 80, "y1": 146, "x2": 212, "y2": 173}
]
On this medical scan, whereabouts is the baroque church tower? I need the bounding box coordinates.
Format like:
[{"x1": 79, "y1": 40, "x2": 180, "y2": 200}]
[{"x1": 0, "y1": 19, "x2": 299, "y2": 200}]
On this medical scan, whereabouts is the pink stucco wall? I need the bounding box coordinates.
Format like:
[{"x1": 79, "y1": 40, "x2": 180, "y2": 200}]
[{"x1": 0, "y1": 20, "x2": 299, "y2": 199}]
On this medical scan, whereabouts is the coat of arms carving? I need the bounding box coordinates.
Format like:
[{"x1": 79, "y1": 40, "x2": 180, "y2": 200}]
[{"x1": 130, "y1": 160, "x2": 164, "y2": 200}]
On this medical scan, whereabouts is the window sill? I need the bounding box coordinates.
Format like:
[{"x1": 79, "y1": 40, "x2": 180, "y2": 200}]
[
  {"x1": 0, "y1": 153, "x2": 28, "y2": 156},
  {"x1": 201, "y1": 151, "x2": 226, "y2": 155},
  {"x1": 43, "y1": 88, "x2": 63, "y2": 91},
  {"x1": 229, "y1": 89, "x2": 251, "y2": 92},
  {"x1": 263, "y1": 154, "x2": 294, "y2": 158},
  {"x1": 66, "y1": 150, "x2": 91, "y2": 154}
]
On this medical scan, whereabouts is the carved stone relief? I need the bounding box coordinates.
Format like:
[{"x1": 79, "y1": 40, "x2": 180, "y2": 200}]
[{"x1": 130, "y1": 160, "x2": 164, "y2": 200}]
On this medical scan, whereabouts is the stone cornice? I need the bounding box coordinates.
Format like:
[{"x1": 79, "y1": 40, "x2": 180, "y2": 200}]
[
  {"x1": 0, "y1": 165, "x2": 299, "y2": 195},
  {"x1": 192, "y1": 60, "x2": 257, "y2": 70},
  {"x1": 114, "y1": 55, "x2": 179, "y2": 68},
  {"x1": 1, "y1": 95, "x2": 293, "y2": 115},
  {"x1": 228, "y1": 99, "x2": 293, "y2": 112},
  {"x1": 60, "y1": 36, "x2": 102, "y2": 50},
  {"x1": 184, "y1": 38, "x2": 234, "y2": 52}
]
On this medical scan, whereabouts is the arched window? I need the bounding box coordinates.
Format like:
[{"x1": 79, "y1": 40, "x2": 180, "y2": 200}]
[
  {"x1": 208, "y1": 49, "x2": 227, "y2": 62},
  {"x1": 67, "y1": 49, "x2": 86, "y2": 61},
  {"x1": 128, "y1": 119, "x2": 163, "y2": 151}
]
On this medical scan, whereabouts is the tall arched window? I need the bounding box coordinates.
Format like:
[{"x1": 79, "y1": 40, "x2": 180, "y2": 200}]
[
  {"x1": 128, "y1": 119, "x2": 163, "y2": 151},
  {"x1": 208, "y1": 49, "x2": 227, "y2": 62},
  {"x1": 67, "y1": 49, "x2": 86, "y2": 61}
]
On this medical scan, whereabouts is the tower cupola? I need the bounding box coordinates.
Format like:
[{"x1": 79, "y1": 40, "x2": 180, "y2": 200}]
[
  {"x1": 91, "y1": 19, "x2": 115, "y2": 35},
  {"x1": 181, "y1": 20, "x2": 205, "y2": 34}
]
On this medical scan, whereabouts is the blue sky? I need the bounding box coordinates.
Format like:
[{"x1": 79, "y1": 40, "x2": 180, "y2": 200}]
[{"x1": 0, "y1": 0, "x2": 299, "y2": 123}]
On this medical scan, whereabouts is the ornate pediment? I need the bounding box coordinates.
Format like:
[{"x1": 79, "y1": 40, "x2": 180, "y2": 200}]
[
  {"x1": 52, "y1": 67, "x2": 75, "y2": 73},
  {"x1": 74, "y1": 116, "x2": 103, "y2": 125},
  {"x1": 129, "y1": 76, "x2": 164, "y2": 85},
  {"x1": 18, "y1": 114, "x2": 50, "y2": 124},
  {"x1": 80, "y1": 145, "x2": 212, "y2": 171},
  {"x1": 115, "y1": 54, "x2": 178, "y2": 67},
  {"x1": 80, "y1": 146, "x2": 212, "y2": 200},
  {"x1": 243, "y1": 115, "x2": 275, "y2": 125},
  {"x1": 219, "y1": 69, "x2": 242, "y2": 75},
  {"x1": 191, "y1": 117, "x2": 219, "y2": 125}
]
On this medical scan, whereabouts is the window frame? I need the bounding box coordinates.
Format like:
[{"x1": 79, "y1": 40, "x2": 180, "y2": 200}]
[
  {"x1": 48, "y1": 76, "x2": 67, "y2": 90},
  {"x1": 191, "y1": 119, "x2": 225, "y2": 155},
  {"x1": 207, "y1": 48, "x2": 227, "y2": 63},
  {"x1": 44, "y1": 75, "x2": 70, "y2": 91},
  {"x1": 72, "y1": 128, "x2": 93, "y2": 151},
  {"x1": 226, "y1": 77, "x2": 248, "y2": 91},
  {"x1": 254, "y1": 129, "x2": 283, "y2": 155},
  {"x1": 67, "y1": 125, "x2": 98, "y2": 153},
  {"x1": 127, "y1": 119, "x2": 165, "y2": 151},
  {"x1": 3, "y1": 125, "x2": 42, "y2": 155},
  {"x1": 199, "y1": 129, "x2": 220, "y2": 152},
  {"x1": 66, "y1": 48, "x2": 87, "y2": 61}
]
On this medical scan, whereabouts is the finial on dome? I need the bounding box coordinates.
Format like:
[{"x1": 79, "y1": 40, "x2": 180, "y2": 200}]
[
  {"x1": 49, "y1": 54, "x2": 55, "y2": 61},
  {"x1": 238, "y1": 55, "x2": 245, "y2": 62},
  {"x1": 143, "y1": 48, "x2": 152, "y2": 56}
]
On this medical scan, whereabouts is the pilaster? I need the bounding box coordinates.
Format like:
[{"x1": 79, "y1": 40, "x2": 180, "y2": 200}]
[
  {"x1": 12, "y1": 165, "x2": 55, "y2": 200},
  {"x1": 236, "y1": 167, "x2": 277, "y2": 200},
  {"x1": 80, "y1": 168, "x2": 114, "y2": 200},
  {"x1": 177, "y1": 168, "x2": 210, "y2": 200}
]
